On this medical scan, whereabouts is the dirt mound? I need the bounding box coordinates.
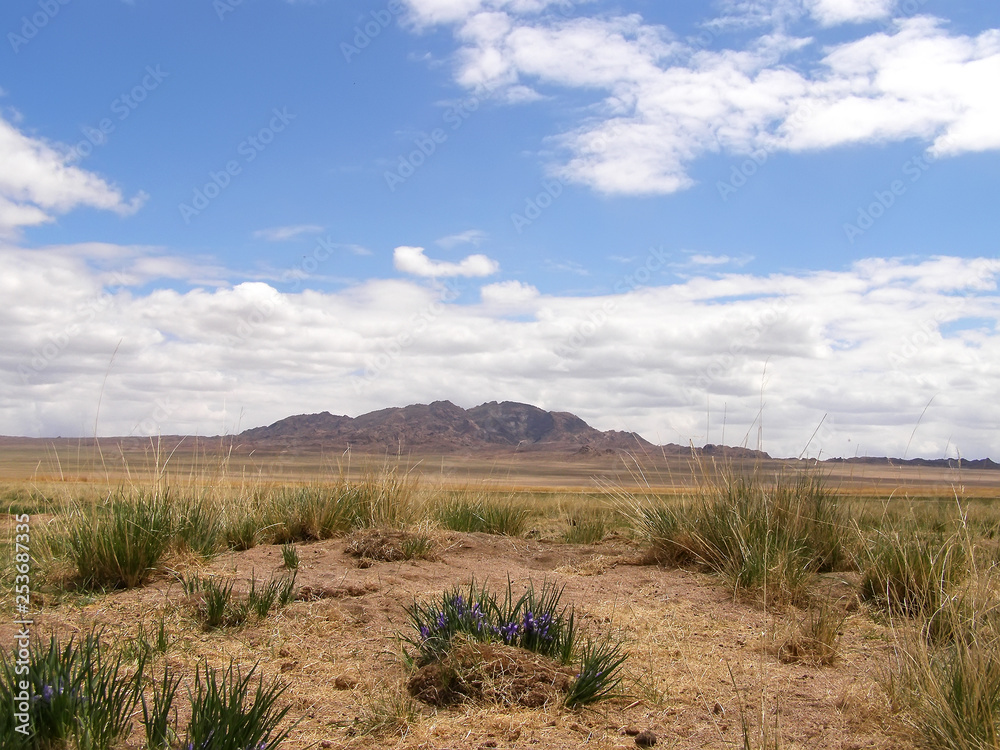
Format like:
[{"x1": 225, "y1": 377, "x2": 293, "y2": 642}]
[{"x1": 408, "y1": 641, "x2": 575, "y2": 708}]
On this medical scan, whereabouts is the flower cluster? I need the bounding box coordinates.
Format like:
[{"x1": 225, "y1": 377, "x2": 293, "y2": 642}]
[
  {"x1": 495, "y1": 620, "x2": 521, "y2": 644},
  {"x1": 32, "y1": 681, "x2": 87, "y2": 707},
  {"x1": 491, "y1": 610, "x2": 556, "y2": 646},
  {"x1": 35, "y1": 683, "x2": 61, "y2": 704},
  {"x1": 406, "y1": 580, "x2": 574, "y2": 666},
  {"x1": 417, "y1": 594, "x2": 490, "y2": 646},
  {"x1": 452, "y1": 596, "x2": 486, "y2": 633},
  {"x1": 404, "y1": 580, "x2": 628, "y2": 708},
  {"x1": 523, "y1": 611, "x2": 554, "y2": 641}
]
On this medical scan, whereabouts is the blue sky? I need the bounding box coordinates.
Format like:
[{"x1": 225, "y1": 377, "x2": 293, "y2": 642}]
[{"x1": 1, "y1": 0, "x2": 998, "y2": 458}]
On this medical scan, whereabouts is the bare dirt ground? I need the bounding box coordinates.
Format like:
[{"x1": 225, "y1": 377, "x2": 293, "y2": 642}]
[{"x1": 2, "y1": 529, "x2": 914, "y2": 750}]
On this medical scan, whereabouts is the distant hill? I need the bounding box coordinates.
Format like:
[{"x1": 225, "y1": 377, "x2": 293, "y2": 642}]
[
  {"x1": 2, "y1": 398, "x2": 993, "y2": 467},
  {"x1": 237, "y1": 398, "x2": 998, "y2": 466},
  {"x1": 240, "y1": 400, "x2": 668, "y2": 455},
  {"x1": 822, "y1": 456, "x2": 999, "y2": 470}
]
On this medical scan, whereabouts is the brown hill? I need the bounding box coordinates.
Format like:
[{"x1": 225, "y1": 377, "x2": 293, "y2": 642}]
[{"x1": 239, "y1": 400, "x2": 661, "y2": 455}]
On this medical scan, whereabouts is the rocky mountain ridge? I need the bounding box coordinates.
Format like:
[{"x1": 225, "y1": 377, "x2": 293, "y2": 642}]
[
  {"x1": 240, "y1": 400, "x2": 670, "y2": 455},
  {"x1": 237, "y1": 400, "x2": 997, "y2": 466}
]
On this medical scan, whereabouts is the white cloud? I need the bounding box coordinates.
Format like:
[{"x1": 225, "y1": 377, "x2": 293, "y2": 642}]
[
  {"x1": 480, "y1": 279, "x2": 540, "y2": 307},
  {"x1": 393, "y1": 245, "x2": 500, "y2": 277},
  {"x1": 690, "y1": 254, "x2": 736, "y2": 266},
  {"x1": 2, "y1": 245, "x2": 998, "y2": 459},
  {"x1": 343, "y1": 243, "x2": 374, "y2": 256},
  {"x1": 783, "y1": 18, "x2": 1000, "y2": 155},
  {"x1": 436, "y1": 229, "x2": 487, "y2": 248},
  {"x1": 252, "y1": 224, "x2": 325, "y2": 241},
  {"x1": 410, "y1": 6, "x2": 1000, "y2": 194},
  {"x1": 808, "y1": 0, "x2": 896, "y2": 26},
  {"x1": 0, "y1": 114, "x2": 146, "y2": 236}
]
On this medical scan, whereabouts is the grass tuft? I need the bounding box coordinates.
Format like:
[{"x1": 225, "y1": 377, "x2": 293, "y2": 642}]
[
  {"x1": 184, "y1": 659, "x2": 296, "y2": 750},
  {"x1": 565, "y1": 634, "x2": 628, "y2": 707},
  {"x1": 173, "y1": 495, "x2": 225, "y2": 558},
  {"x1": 434, "y1": 489, "x2": 531, "y2": 536},
  {"x1": 280, "y1": 542, "x2": 300, "y2": 569},
  {"x1": 776, "y1": 598, "x2": 846, "y2": 666},
  {"x1": 622, "y1": 470, "x2": 848, "y2": 605},
  {"x1": 352, "y1": 681, "x2": 419, "y2": 737},
  {"x1": 67, "y1": 489, "x2": 173, "y2": 589},
  {"x1": 561, "y1": 508, "x2": 609, "y2": 544},
  {"x1": 859, "y1": 522, "x2": 967, "y2": 621},
  {"x1": 192, "y1": 572, "x2": 296, "y2": 629},
  {"x1": 0, "y1": 630, "x2": 146, "y2": 749}
]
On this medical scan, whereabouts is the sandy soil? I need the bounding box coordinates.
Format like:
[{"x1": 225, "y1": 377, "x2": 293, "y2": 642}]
[{"x1": 1, "y1": 529, "x2": 916, "y2": 750}]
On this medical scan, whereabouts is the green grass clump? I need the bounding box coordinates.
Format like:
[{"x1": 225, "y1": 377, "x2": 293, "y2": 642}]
[
  {"x1": 266, "y1": 486, "x2": 355, "y2": 543},
  {"x1": 183, "y1": 660, "x2": 296, "y2": 750},
  {"x1": 280, "y1": 543, "x2": 300, "y2": 569},
  {"x1": 224, "y1": 509, "x2": 263, "y2": 551},
  {"x1": 67, "y1": 490, "x2": 173, "y2": 589},
  {"x1": 624, "y1": 472, "x2": 848, "y2": 605},
  {"x1": 265, "y1": 469, "x2": 417, "y2": 542},
  {"x1": 203, "y1": 577, "x2": 238, "y2": 628},
  {"x1": 192, "y1": 573, "x2": 297, "y2": 629},
  {"x1": 0, "y1": 630, "x2": 296, "y2": 750},
  {"x1": 142, "y1": 663, "x2": 181, "y2": 750},
  {"x1": 400, "y1": 532, "x2": 435, "y2": 560},
  {"x1": 565, "y1": 635, "x2": 628, "y2": 707},
  {"x1": 122, "y1": 616, "x2": 170, "y2": 661},
  {"x1": 859, "y1": 523, "x2": 968, "y2": 620},
  {"x1": 884, "y1": 573, "x2": 1000, "y2": 750},
  {"x1": 434, "y1": 492, "x2": 531, "y2": 536},
  {"x1": 342, "y1": 467, "x2": 419, "y2": 529},
  {"x1": 562, "y1": 508, "x2": 609, "y2": 544},
  {"x1": 0, "y1": 630, "x2": 145, "y2": 749},
  {"x1": 173, "y1": 496, "x2": 225, "y2": 558}
]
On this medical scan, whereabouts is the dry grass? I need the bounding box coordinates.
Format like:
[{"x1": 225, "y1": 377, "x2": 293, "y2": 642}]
[{"x1": 0, "y1": 450, "x2": 998, "y2": 749}]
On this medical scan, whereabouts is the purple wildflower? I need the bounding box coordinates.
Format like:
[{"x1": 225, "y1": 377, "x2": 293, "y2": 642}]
[
  {"x1": 469, "y1": 603, "x2": 485, "y2": 630},
  {"x1": 496, "y1": 621, "x2": 520, "y2": 644},
  {"x1": 523, "y1": 611, "x2": 536, "y2": 635}
]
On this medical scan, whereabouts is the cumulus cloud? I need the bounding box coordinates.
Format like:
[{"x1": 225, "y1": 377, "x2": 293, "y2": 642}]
[
  {"x1": 0, "y1": 115, "x2": 146, "y2": 236},
  {"x1": 393, "y1": 245, "x2": 500, "y2": 277},
  {"x1": 2, "y1": 244, "x2": 998, "y2": 459},
  {"x1": 404, "y1": 3, "x2": 1000, "y2": 194}
]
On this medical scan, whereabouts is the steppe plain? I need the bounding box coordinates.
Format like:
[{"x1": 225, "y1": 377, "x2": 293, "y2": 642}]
[{"x1": 2, "y1": 435, "x2": 999, "y2": 749}]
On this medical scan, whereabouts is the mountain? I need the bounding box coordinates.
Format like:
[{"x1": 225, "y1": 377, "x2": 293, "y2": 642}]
[{"x1": 239, "y1": 400, "x2": 661, "y2": 454}]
